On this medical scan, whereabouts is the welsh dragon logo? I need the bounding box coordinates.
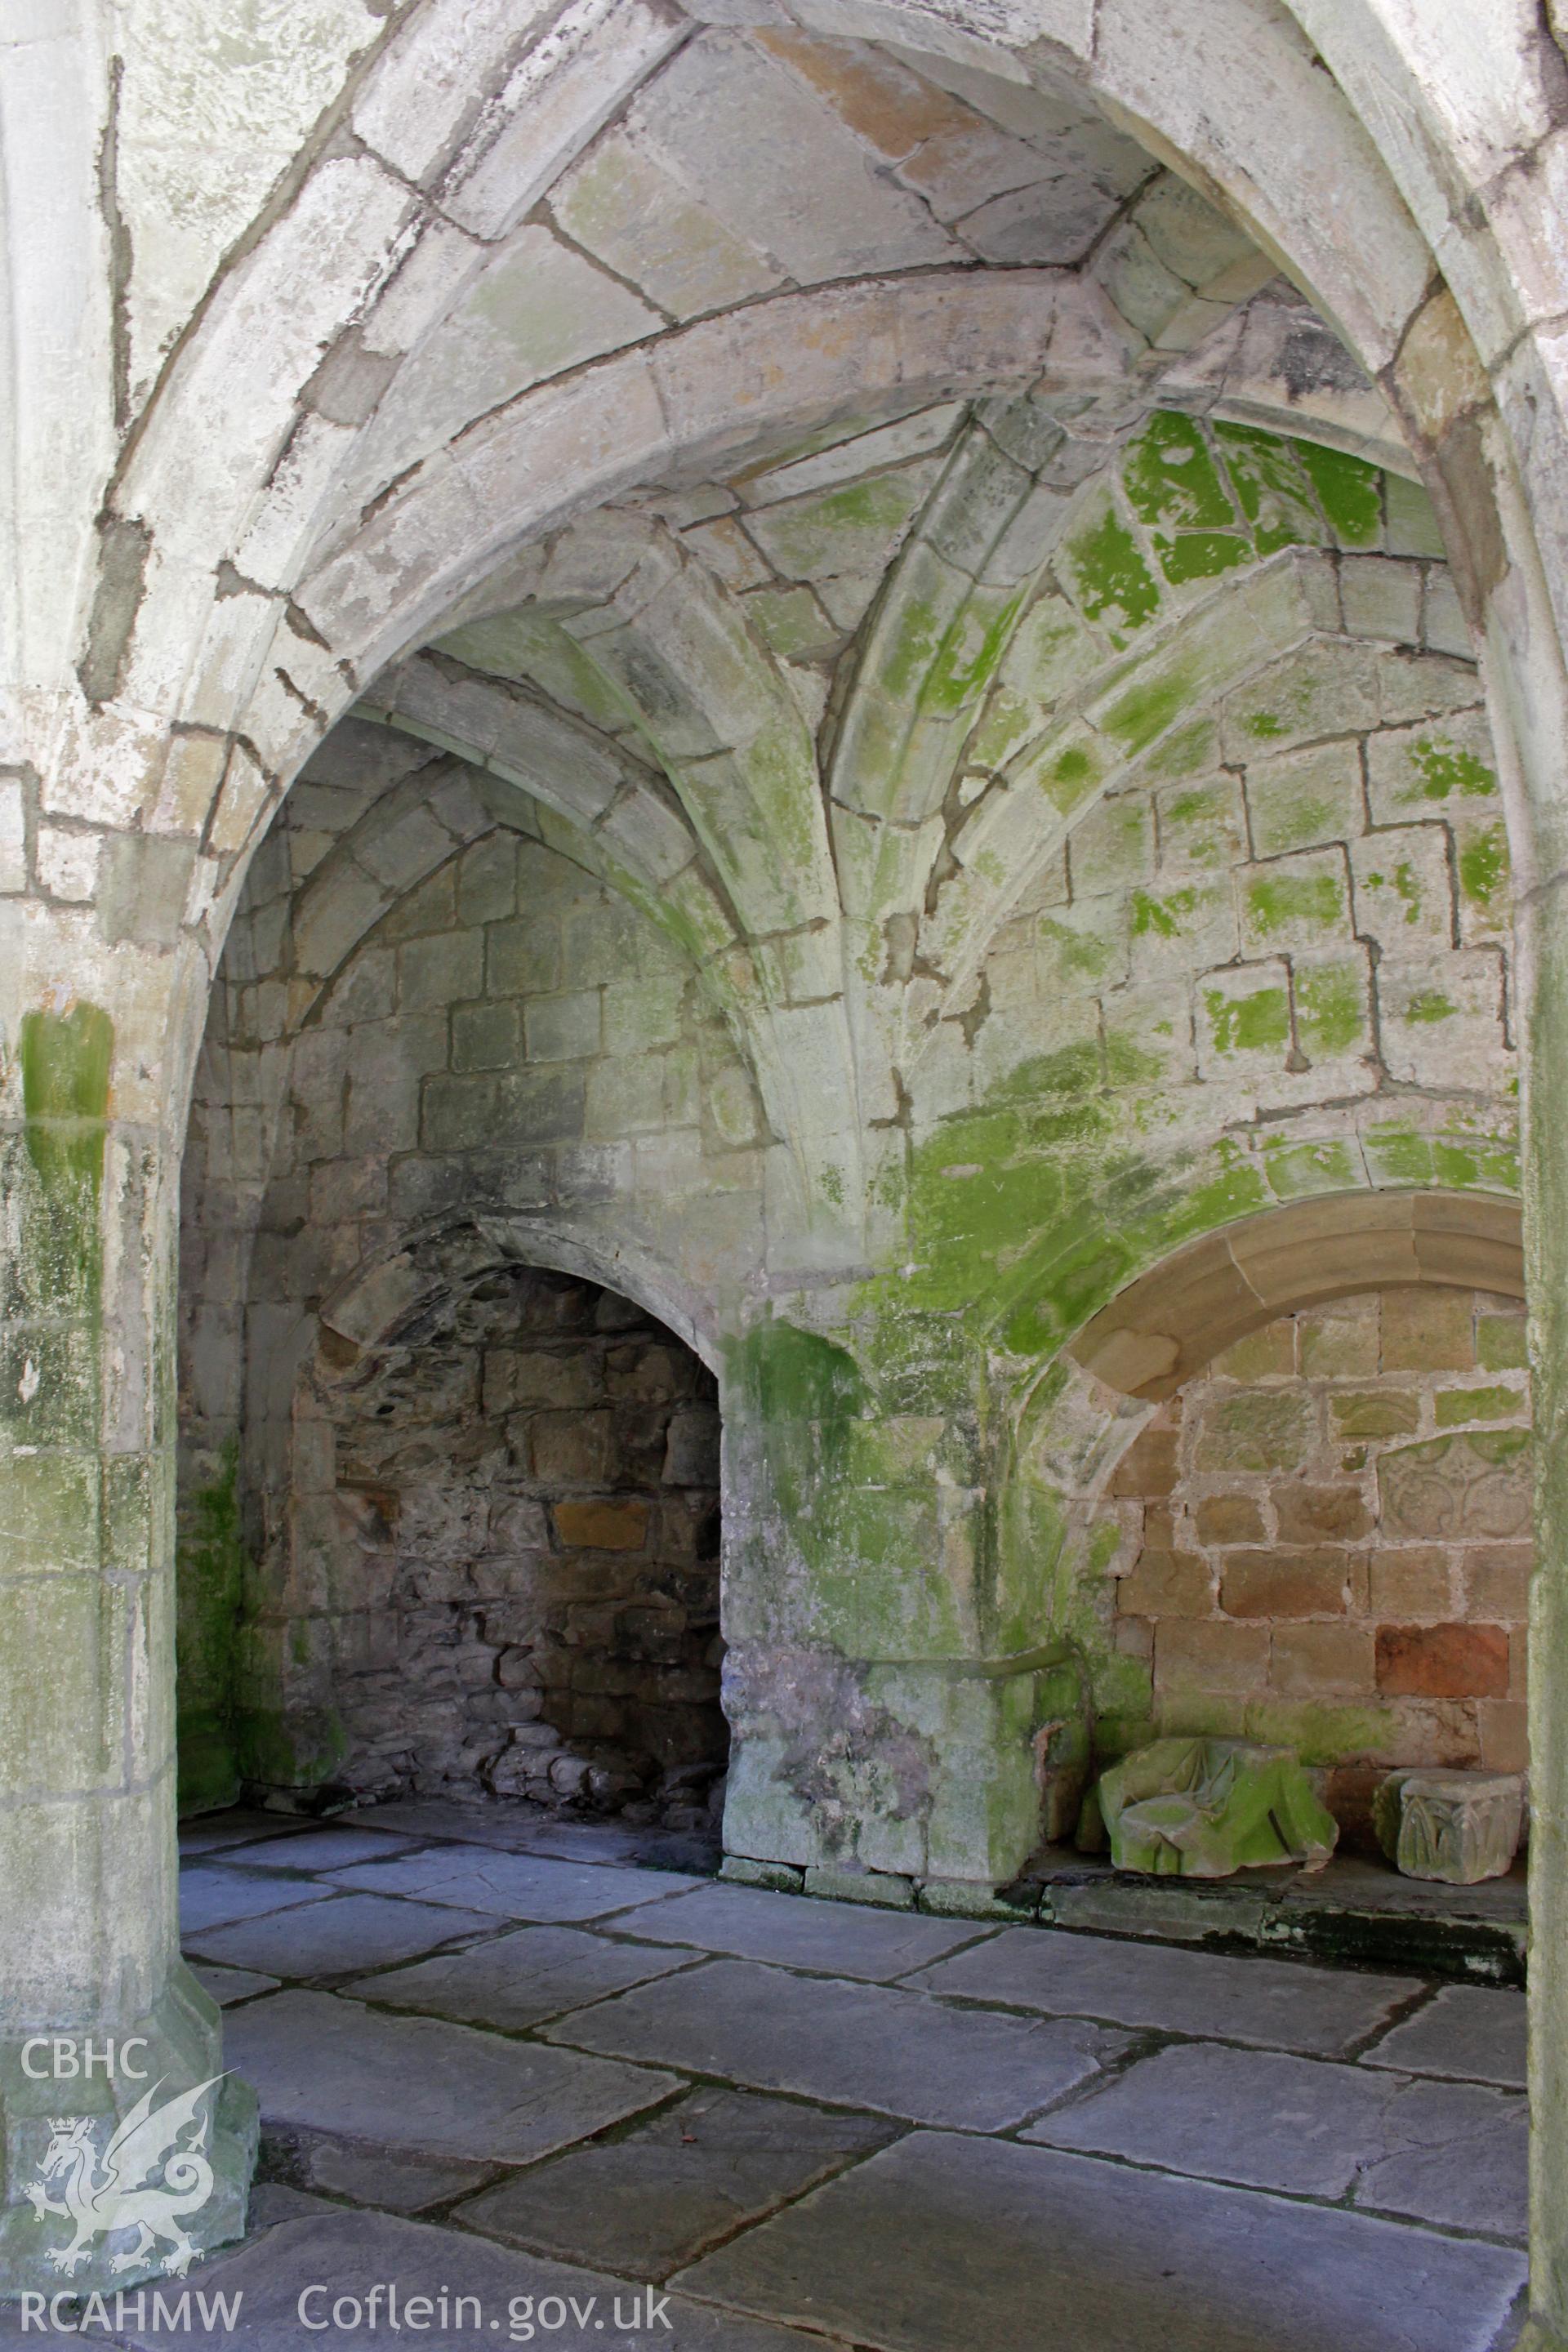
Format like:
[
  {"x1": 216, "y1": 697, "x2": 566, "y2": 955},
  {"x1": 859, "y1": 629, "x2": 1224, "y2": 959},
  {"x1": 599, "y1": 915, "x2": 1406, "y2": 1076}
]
[{"x1": 25, "y1": 2076, "x2": 222, "y2": 2278}]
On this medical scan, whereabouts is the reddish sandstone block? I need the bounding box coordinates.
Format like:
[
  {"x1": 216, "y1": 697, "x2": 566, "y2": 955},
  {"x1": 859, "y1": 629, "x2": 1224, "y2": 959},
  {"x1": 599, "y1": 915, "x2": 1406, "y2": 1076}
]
[
  {"x1": 1510, "y1": 1624, "x2": 1527, "y2": 1698},
  {"x1": 553, "y1": 1499, "x2": 651, "y2": 1551},
  {"x1": 1375, "y1": 1621, "x2": 1508, "y2": 1698},
  {"x1": 1271, "y1": 1622, "x2": 1374, "y2": 1696},
  {"x1": 1192, "y1": 1493, "x2": 1266, "y2": 1545},
  {"x1": 1369, "y1": 1547, "x2": 1452, "y2": 1619},
  {"x1": 1380, "y1": 1288, "x2": 1475, "y2": 1373},
  {"x1": 1478, "y1": 1699, "x2": 1530, "y2": 1773},
  {"x1": 1461, "y1": 1543, "x2": 1531, "y2": 1619},
  {"x1": 1154, "y1": 1618, "x2": 1271, "y2": 1694},
  {"x1": 1116, "y1": 1547, "x2": 1212, "y2": 1619},
  {"x1": 1109, "y1": 1422, "x2": 1180, "y2": 1498},
  {"x1": 1222, "y1": 1548, "x2": 1348, "y2": 1618},
  {"x1": 1274, "y1": 1484, "x2": 1374, "y2": 1544},
  {"x1": 1142, "y1": 1503, "x2": 1178, "y2": 1548}
]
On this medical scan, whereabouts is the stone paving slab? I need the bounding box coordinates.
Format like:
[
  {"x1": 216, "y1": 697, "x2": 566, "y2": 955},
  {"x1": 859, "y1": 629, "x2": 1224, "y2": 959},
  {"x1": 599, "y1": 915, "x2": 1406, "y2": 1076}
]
[
  {"x1": 541, "y1": 1957, "x2": 1129, "y2": 2130},
  {"x1": 185, "y1": 1892, "x2": 504, "y2": 1978},
  {"x1": 1024, "y1": 2040, "x2": 1527, "y2": 2233},
  {"x1": 344, "y1": 1921, "x2": 696, "y2": 2028},
  {"x1": 223, "y1": 1990, "x2": 680, "y2": 2164},
  {"x1": 340, "y1": 1802, "x2": 721, "y2": 1878},
  {"x1": 115, "y1": 2210, "x2": 849, "y2": 2350},
  {"x1": 329, "y1": 1847, "x2": 702, "y2": 1921},
  {"x1": 1363, "y1": 1984, "x2": 1527, "y2": 2088},
  {"x1": 180, "y1": 1869, "x2": 336, "y2": 1935},
  {"x1": 908, "y1": 1926, "x2": 1422, "y2": 2055},
  {"x1": 1026, "y1": 2041, "x2": 1396, "y2": 2195},
  {"x1": 264, "y1": 2125, "x2": 497, "y2": 2212},
  {"x1": 457, "y1": 2086, "x2": 898, "y2": 2278},
  {"x1": 343, "y1": 1798, "x2": 584, "y2": 1851},
  {"x1": 605, "y1": 1882, "x2": 990, "y2": 1980},
  {"x1": 219, "y1": 1826, "x2": 421, "y2": 1871},
  {"x1": 1356, "y1": 2100, "x2": 1528, "y2": 2240},
  {"x1": 247, "y1": 2183, "x2": 340, "y2": 2231},
  {"x1": 1278, "y1": 1857, "x2": 1528, "y2": 1923},
  {"x1": 192, "y1": 1961, "x2": 282, "y2": 2005},
  {"x1": 675, "y1": 2130, "x2": 1528, "y2": 2352}
]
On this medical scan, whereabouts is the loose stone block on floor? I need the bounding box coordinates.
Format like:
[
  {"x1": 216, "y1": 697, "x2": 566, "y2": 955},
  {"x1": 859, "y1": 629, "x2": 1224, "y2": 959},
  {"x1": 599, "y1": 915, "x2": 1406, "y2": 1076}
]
[
  {"x1": 185, "y1": 1891, "x2": 504, "y2": 1977},
  {"x1": 1025, "y1": 2041, "x2": 1527, "y2": 2234},
  {"x1": 675, "y1": 2131, "x2": 1527, "y2": 2352},
  {"x1": 223, "y1": 1989, "x2": 680, "y2": 2163},
  {"x1": 331, "y1": 1847, "x2": 702, "y2": 1921},
  {"x1": 118, "y1": 2210, "x2": 837, "y2": 2350},
  {"x1": 457, "y1": 2087, "x2": 897, "y2": 2277},
  {"x1": 344, "y1": 1921, "x2": 696, "y2": 2028},
  {"x1": 908, "y1": 1927, "x2": 1422, "y2": 2055},
  {"x1": 607, "y1": 1881, "x2": 991, "y2": 1980},
  {"x1": 179, "y1": 1867, "x2": 337, "y2": 1935},
  {"x1": 542, "y1": 1956, "x2": 1129, "y2": 2128},
  {"x1": 1362, "y1": 1983, "x2": 1527, "y2": 2087}
]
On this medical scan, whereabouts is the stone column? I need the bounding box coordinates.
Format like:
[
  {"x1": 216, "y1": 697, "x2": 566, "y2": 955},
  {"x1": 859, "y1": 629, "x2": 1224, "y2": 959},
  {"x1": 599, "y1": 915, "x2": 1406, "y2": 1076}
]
[
  {"x1": 1522, "y1": 892, "x2": 1568, "y2": 2352},
  {"x1": 718, "y1": 1313, "x2": 1076, "y2": 1893},
  {"x1": 0, "y1": 960, "x2": 255, "y2": 2294}
]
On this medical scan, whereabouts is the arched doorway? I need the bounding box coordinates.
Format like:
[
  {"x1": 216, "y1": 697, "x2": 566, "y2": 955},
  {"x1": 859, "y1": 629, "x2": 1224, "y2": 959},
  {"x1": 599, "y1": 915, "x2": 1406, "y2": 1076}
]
[
  {"x1": 1072, "y1": 1192, "x2": 1529, "y2": 1848},
  {"x1": 283, "y1": 1256, "x2": 728, "y2": 1833}
]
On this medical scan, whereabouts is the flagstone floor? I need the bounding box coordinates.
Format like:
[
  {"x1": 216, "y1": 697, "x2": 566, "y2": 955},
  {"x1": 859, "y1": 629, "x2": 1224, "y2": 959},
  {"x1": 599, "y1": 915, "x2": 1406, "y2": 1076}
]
[{"x1": 16, "y1": 1801, "x2": 1533, "y2": 2350}]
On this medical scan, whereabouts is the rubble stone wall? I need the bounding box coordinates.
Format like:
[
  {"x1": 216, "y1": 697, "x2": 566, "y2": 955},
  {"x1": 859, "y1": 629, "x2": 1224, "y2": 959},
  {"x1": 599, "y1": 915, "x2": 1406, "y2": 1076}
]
[{"x1": 311, "y1": 1262, "x2": 724, "y2": 1813}]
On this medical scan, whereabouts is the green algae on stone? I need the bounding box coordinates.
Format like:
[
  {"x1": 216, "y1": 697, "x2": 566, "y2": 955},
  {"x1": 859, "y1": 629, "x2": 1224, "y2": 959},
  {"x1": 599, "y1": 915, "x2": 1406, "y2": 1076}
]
[
  {"x1": 176, "y1": 1442, "x2": 247, "y2": 1814},
  {"x1": 238, "y1": 1701, "x2": 349, "y2": 1793},
  {"x1": 1435, "y1": 1383, "x2": 1525, "y2": 1428},
  {"x1": 1410, "y1": 735, "x2": 1496, "y2": 800},
  {"x1": 1061, "y1": 501, "x2": 1160, "y2": 638},
  {"x1": 16, "y1": 1000, "x2": 114, "y2": 1321},
  {"x1": 1245, "y1": 870, "x2": 1345, "y2": 937},
  {"x1": 1262, "y1": 1138, "x2": 1361, "y2": 1199},
  {"x1": 1477, "y1": 1314, "x2": 1529, "y2": 1372},
  {"x1": 1458, "y1": 822, "x2": 1508, "y2": 909},
  {"x1": 1123, "y1": 413, "x2": 1238, "y2": 534},
  {"x1": 1294, "y1": 439, "x2": 1383, "y2": 546},
  {"x1": 1143, "y1": 718, "x2": 1218, "y2": 781},
  {"x1": 1156, "y1": 531, "x2": 1250, "y2": 586},
  {"x1": 1214, "y1": 424, "x2": 1325, "y2": 555},
  {"x1": 1295, "y1": 959, "x2": 1368, "y2": 1057},
  {"x1": 1130, "y1": 885, "x2": 1196, "y2": 939},
  {"x1": 1099, "y1": 659, "x2": 1200, "y2": 755},
  {"x1": 747, "y1": 470, "x2": 931, "y2": 582},
  {"x1": 1205, "y1": 981, "x2": 1290, "y2": 1056}
]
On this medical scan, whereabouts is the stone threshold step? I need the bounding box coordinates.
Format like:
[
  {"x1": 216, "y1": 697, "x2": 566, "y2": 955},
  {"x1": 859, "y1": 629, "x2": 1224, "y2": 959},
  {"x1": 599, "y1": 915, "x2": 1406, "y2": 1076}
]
[{"x1": 719, "y1": 1851, "x2": 1527, "y2": 1987}]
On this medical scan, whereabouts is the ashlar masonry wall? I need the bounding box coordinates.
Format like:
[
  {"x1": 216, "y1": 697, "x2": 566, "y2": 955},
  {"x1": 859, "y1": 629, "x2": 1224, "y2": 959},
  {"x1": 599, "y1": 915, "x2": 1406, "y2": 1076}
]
[
  {"x1": 1107, "y1": 1285, "x2": 1530, "y2": 1840},
  {"x1": 178, "y1": 742, "x2": 765, "y2": 1810}
]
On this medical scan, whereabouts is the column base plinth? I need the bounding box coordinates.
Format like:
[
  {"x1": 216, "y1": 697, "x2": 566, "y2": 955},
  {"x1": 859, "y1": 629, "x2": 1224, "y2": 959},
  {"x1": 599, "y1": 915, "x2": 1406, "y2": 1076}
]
[{"x1": 0, "y1": 1964, "x2": 257, "y2": 2297}]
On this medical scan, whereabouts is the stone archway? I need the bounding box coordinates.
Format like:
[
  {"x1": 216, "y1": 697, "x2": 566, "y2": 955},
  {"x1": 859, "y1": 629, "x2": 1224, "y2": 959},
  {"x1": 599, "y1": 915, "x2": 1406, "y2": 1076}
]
[
  {"x1": 1066, "y1": 1191, "x2": 1530, "y2": 1847},
  {"x1": 235, "y1": 1231, "x2": 730, "y2": 1836},
  {"x1": 1070, "y1": 1189, "x2": 1525, "y2": 1400}
]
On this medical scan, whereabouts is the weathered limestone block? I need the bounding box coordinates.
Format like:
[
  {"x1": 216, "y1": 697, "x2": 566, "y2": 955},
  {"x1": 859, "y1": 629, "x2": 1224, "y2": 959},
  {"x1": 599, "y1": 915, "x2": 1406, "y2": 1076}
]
[
  {"x1": 1094, "y1": 1738, "x2": 1339, "y2": 1878},
  {"x1": 1374, "y1": 1768, "x2": 1524, "y2": 1885}
]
